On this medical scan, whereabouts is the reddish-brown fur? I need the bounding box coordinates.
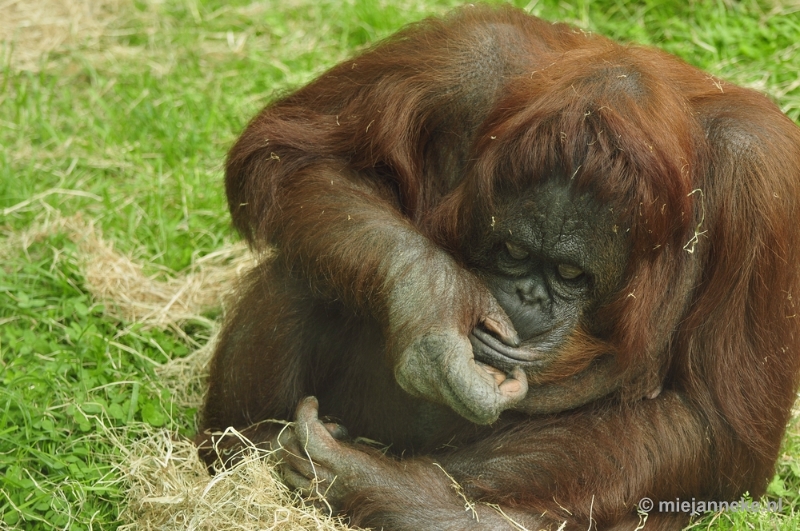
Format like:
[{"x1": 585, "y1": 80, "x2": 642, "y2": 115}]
[{"x1": 198, "y1": 5, "x2": 800, "y2": 529}]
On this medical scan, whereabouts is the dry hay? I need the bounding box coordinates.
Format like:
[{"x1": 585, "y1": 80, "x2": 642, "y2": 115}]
[
  {"x1": 79, "y1": 227, "x2": 255, "y2": 333},
  {"x1": 118, "y1": 427, "x2": 351, "y2": 531},
  {"x1": 0, "y1": 0, "x2": 128, "y2": 71},
  {"x1": 7, "y1": 212, "x2": 257, "y2": 332}
]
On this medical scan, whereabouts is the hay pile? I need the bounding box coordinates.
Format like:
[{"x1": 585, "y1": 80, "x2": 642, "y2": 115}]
[{"x1": 118, "y1": 427, "x2": 351, "y2": 531}]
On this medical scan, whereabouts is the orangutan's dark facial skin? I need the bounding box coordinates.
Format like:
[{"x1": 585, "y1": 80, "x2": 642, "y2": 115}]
[{"x1": 470, "y1": 180, "x2": 629, "y2": 379}]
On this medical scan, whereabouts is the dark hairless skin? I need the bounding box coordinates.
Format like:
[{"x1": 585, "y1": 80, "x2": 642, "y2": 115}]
[{"x1": 197, "y1": 5, "x2": 800, "y2": 530}]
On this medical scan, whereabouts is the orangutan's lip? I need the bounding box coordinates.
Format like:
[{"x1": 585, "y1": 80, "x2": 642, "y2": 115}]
[{"x1": 470, "y1": 327, "x2": 543, "y2": 363}]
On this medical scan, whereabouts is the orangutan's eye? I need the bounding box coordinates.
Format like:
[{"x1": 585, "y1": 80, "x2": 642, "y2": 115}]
[
  {"x1": 505, "y1": 242, "x2": 529, "y2": 260},
  {"x1": 557, "y1": 264, "x2": 584, "y2": 280}
]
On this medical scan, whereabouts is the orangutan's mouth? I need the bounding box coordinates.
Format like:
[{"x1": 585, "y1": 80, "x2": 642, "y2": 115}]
[{"x1": 469, "y1": 327, "x2": 544, "y2": 370}]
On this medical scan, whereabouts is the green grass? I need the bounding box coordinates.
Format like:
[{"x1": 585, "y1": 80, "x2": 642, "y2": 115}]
[{"x1": 1, "y1": 0, "x2": 799, "y2": 528}]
